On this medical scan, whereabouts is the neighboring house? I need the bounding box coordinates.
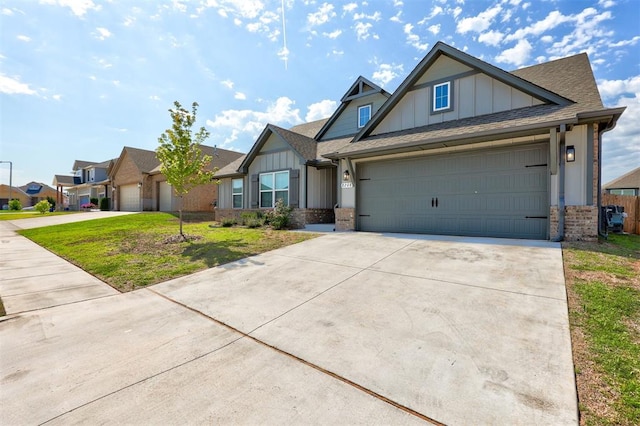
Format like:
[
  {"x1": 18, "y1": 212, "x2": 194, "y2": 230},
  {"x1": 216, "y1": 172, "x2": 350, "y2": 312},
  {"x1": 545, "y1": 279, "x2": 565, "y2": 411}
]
[
  {"x1": 603, "y1": 167, "x2": 640, "y2": 196},
  {"x1": 216, "y1": 41, "x2": 625, "y2": 241},
  {"x1": 18, "y1": 181, "x2": 64, "y2": 207},
  {"x1": 110, "y1": 145, "x2": 243, "y2": 212},
  {"x1": 51, "y1": 175, "x2": 76, "y2": 209},
  {"x1": 64, "y1": 159, "x2": 115, "y2": 210},
  {"x1": 0, "y1": 184, "x2": 29, "y2": 209}
]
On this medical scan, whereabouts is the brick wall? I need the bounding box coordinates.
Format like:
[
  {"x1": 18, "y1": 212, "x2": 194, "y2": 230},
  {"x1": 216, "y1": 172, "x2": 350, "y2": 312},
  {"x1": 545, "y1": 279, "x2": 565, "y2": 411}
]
[
  {"x1": 550, "y1": 205, "x2": 598, "y2": 241},
  {"x1": 335, "y1": 208, "x2": 355, "y2": 231},
  {"x1": 150, "y1": 174, "x2": 219, "y2": 212}
]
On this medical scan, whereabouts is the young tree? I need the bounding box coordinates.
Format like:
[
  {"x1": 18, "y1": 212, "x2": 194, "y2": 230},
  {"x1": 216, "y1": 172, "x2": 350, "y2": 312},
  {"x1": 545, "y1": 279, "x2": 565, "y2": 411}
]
[{"x1": 157, "y1": 101, "x2": 215, "y2": 239}]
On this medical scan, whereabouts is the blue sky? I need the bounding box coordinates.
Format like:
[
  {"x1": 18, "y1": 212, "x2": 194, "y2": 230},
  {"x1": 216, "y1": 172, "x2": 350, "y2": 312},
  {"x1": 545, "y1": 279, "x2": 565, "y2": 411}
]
[{"x1": 1, "y1": 0, "x2": 638, "y2": 187}]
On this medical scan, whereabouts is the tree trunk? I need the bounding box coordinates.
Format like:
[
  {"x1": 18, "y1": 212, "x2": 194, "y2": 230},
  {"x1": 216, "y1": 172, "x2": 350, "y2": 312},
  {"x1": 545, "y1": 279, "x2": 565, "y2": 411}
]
[{"x1": 179, "y1": 196, "x2": 184, "y2": 239}]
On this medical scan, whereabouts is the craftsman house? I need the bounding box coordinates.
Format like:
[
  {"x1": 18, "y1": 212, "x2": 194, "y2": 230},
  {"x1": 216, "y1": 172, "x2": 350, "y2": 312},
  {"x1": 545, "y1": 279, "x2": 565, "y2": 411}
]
[{"x1": 214, "y1": 41, "x2": 624, "y2": 241}]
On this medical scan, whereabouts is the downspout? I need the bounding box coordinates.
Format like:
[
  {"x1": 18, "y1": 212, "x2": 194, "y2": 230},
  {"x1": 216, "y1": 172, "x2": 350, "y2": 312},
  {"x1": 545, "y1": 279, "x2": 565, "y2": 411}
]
[
  {"x1": 552, "y1": 124, "x2": 567, "y2": 242},
  {"x1": 597, "y1": 124, "x2": 608, "y2": 239}
]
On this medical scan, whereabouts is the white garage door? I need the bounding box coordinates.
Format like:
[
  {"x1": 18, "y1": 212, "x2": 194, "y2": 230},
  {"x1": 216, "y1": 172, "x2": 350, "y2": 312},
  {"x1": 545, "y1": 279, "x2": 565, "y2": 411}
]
[
  {"x1": 119, "y1": 184, "x2": 140, "y2": 212},
  {"x1": 357, "y1": 143, "x2": 549, "y2": 239},
  {"x1": 159, "y1": 181, "x2": 174, "y2": 212}
]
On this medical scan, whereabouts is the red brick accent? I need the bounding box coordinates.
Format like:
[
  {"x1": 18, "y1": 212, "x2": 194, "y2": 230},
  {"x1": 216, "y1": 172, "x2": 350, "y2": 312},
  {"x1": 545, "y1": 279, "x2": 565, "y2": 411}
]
[{"x1": 550, "y1": 205, "x2": 598, "y2": 241}]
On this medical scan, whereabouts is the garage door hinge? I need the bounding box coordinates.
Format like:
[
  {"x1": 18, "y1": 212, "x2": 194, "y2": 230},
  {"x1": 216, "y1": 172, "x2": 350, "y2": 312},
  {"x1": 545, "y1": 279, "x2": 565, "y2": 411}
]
[
  {"x1": 359, "y1": 178, "x2": 371, "y2": 181},
  {"x1": 359, "y1": 214, "x2": 371, "y2": 217},
  {"x1": 525, "y1": 164, "x2": 548, "y2": 168},
  {"x1": 526, "y1": 216, "x2": 548, "y2": 219}
]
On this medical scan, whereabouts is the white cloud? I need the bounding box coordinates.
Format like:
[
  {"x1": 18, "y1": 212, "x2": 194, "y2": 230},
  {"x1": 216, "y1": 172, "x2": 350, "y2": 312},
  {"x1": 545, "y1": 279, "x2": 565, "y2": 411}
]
[
  {"x1": 371, "y1": 63, "x2": 404, "y2": 87},
  {"x1": 354, "y1": 21, "x2": 373, "y2": 41},
  {"x1": 308, "y1": 3, "x2": 335, "y2": 27},
  {"x1": 212, "y1": 0, "x2": 264, "y2": 20},
  {"x1": 220, "y1": 79, "x2": 234, "y2": 89},
  {"x1": 234, "y1": 92, "x2": 247, "y2": 100},
  {"x1": 354, "y1": 11, "x2": 381, "y2": 21},
  {"x1": 610, "y1": 36, "x2": 640, "y2": 48},
  {"x1": 305, "y1": 99, "x2": 337, "y2": 122},
  {"x1": 17, "y1": 35, "x2": 31, "y2": 42},
  {"x1": 390, "y1": 10, "x2": 402, "y2": 23},
  {"x1": 598, "y1": 0, "x2": 616, "y2": 8},
  {"x1": 478, "y1": 30, "x2": 504, "y2": 46},
  {"x1": 149, "y1": 95, "x2": 160, "y2": 101},
  {"x1": 206, "y1": 97, "x2": 303, "y2": 147},
  {"x1": 322, "y1": 29, "x2": 342, "y2": 39},
  {"x1": 547, "y1": 8, "x2": 614, "y2": 57},
  {"x1": 343, "y1": 3, "x2": 357, "y2": 14},
  {"x1": 40, "y1": 0, "x2": 101, "y2": 18},
  {"x1": 495, "y1": 39, "x2": 533, "y2": 67},
  {"x1": 427, "y1": 24, "x2": 440, "y2": 36},
  {"x1": 451, "y1": 6, "x2": 462, "y2": 19},
  {"x1": 0, "y1": 74, "x2": 37, "y2": 95},
  {"x1": 456, "y1": 4, "x2": 502, "y2": 34},
  {"x1": 404, "y1": 23, "x2": 429, "y2": 51},
  {"x1": 2, "y1": 8, "x2": 13, "y2": 15},
  {"x1": 597, "y1": 75, "x2": 640, "y2": 183},
  {"x1": 329, "y1": 49, "x2": 344, "y2": 56},
  {"x1": 540, "y1": 35, "x2": 553, "y2": 43},
  {"x1": 52, "y1": 94, "x2": 62, "y2": 101},
  {"x1": 504, "y1": 11, "x2": 569, "y2": 42},
  {"x1": 418, "y1": 5, "x2": 443, "y2": 24},
  {"x1": 94, "y1": 27, "x2": 111, "y2": 40},
  {"x1": 123, "y1": 16, "x2": 135, "y2": 26}
]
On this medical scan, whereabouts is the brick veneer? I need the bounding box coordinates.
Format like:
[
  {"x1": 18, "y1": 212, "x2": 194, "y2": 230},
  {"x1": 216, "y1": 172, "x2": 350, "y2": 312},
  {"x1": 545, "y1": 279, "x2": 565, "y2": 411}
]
[
  {"x1": 550, "y1": 205, "x2": 598, "y2": 242},
  {"x1": 335, "y1": 208, "x2": 355, "y2": 231}
]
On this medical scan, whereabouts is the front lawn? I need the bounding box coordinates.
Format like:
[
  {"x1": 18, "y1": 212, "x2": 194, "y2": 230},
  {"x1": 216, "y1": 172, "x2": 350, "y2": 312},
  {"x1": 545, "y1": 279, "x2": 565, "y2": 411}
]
[
  {"x1": 0, "y1": 211, "x2": 77, "y2": 220},
  {"x1": 19, "y1": 213, "x2": 317, "y2": 292},
  {"x1": 563, "y1": 233, "x2": 640, "y2": 426}
]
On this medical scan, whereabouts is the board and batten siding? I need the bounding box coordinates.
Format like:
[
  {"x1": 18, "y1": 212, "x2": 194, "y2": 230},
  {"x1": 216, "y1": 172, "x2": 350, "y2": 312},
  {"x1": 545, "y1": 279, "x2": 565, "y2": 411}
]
[
  {"x1": 322, "y1": 93, "x2": 389, "y2": 140},
  {"x1": 372, "y1": 74, "x2": 544, "y2": 135},
  {"x1": 306, "y1": 166, "x2": 336, "y2": 209}
]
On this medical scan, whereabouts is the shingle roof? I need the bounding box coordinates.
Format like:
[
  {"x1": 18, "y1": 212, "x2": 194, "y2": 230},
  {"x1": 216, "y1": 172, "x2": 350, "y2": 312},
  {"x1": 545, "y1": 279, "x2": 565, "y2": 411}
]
[
  {"x1": 52, "y1": 175, "x2": 76, "y2": 186},
  {"x1": 511, "y1": 53, "x2": 603, "y2": 110},
  {"x1": 215, "y1": 155, "x2": 247, "y2": 178},
  {"x1": 123, "y1": 147, "x2": 161, "y2": 173},
  {"x1": 290, "y1": 118, "x2": 329, "y2": 138},
  {"x1": 270, "y1": 125, "x2": 318, "y2": 162},
  {"x1": 200, "y1": 145, "x2": 244, "y2": 169},
  {"x1": 72, "y1": 160, "x2": 96, "y2": 171},
  {"x1": 603, "y1": 167, "x2": 640, "y2": 189}
]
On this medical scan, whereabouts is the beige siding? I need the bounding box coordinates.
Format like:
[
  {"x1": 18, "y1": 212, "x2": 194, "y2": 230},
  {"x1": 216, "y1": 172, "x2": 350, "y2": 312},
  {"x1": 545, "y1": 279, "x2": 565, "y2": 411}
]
[
  {"x1": 372, "y1": 72, "x2": 545, "y2": 136},
  {"x1": 249, "y1": 149, "x2": 303, "y2": 175},
  {"x1": 307, "y1": 167, "x2": 336, "y2": 209},
  {"x1": 414, "y1": 55, "x2": 472, "y2": 85},
  {"x1": 217, "y1": 178, "x2": 232, "y2": 209},
  {"x1": 322, "y1": 93, "x2": 388, "y2": 140},
  {"x1": 261, "y1": 133, "x2": 288, "y2": 151}
]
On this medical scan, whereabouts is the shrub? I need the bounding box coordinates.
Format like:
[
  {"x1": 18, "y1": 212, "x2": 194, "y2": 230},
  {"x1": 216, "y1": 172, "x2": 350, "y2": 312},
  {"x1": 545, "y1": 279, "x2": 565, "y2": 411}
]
[
  {"x1": 99, "y1": 198, "x2": 109, "y2": 211},
  {"x1": 81, "y1": 203, "x2": 97, "y2": 210},
  {"x1": 245, "y1": 218, "x2": 263, "y2": 228},
  {"x1": 221, "y1": 217, "x2": 236, "y2": 227},
  {"x1": 8, "y1": 199, "x2": 21, "y2": 211},
  {"x1": 90, "y1": 197, "x2": 99, "y2": 206},
  {"x1": 266, "y1": 198, "x2": 293, "y2": 230},
  {"x1": 240, "y1": 211, "x2": 265, "y2": 228},
  {"x1": 46, "y1": 196, "x2": 56, "y2": 210},
  {"x1": 34, "y1": 200, "x2": 51, "y2": 214}
]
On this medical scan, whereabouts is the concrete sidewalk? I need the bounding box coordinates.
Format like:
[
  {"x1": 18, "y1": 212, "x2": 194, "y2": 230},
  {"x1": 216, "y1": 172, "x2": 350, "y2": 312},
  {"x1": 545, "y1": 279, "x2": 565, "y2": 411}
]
[{"x1": 0, "y1": 217, "x2": 578, "y2": 425}]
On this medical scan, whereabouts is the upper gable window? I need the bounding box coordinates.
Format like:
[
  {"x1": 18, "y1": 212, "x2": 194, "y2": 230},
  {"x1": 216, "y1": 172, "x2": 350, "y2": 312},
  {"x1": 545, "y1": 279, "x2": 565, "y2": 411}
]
[
  {"x1": 358, "y1": 104, "x2": 372, "y2": 128},
  {"x1": 432, "y1": 81, "x2": 452, "y2": 113}
]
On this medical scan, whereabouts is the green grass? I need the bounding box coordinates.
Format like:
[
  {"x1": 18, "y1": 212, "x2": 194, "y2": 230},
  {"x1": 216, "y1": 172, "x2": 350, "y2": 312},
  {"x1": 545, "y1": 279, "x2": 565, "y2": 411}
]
[
  {"x1": 0, "y1": 211, "x2": 78, "y2": 220},
  {"x1": 564, "y1": 233, "x2": 640, "y2": 425},
  {"x1": 19, "y1": 213, "x2": 317, "y2": 291}
]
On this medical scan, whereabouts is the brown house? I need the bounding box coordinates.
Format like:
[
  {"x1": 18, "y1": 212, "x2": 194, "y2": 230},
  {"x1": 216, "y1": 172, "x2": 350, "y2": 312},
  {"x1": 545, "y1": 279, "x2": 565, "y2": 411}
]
[
  {"x1": 603, "y1": 167, "x2": 640, "y2": 196},
  {"x1": 18, "y1": 182, "x2": 62, "y2": 207},
  {"x1": 109, "y1": 146, "x2": 243, "y2": 212},
  {"x1": 0, "y1": 185, "x2": 30, "y2": 209}
]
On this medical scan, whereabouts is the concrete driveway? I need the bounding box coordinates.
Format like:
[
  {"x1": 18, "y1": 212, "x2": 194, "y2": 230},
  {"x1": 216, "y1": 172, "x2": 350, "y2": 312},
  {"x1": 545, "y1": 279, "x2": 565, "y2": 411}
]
[{"x1": 0, "y1": 224, "x2": 577, "y2": 425}]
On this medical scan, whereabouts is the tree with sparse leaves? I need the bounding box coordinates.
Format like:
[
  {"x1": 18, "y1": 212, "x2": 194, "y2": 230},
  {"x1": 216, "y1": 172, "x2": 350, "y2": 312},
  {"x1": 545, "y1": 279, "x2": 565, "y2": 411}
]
[{"x1": 157, "y1": 101, "x2": 215, "y2": 239}]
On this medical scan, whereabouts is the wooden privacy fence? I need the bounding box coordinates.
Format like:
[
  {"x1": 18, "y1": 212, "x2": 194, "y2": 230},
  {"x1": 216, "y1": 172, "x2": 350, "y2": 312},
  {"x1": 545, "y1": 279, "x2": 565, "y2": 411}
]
[{"x1": 602, "y1": 193, "x2": 639, "y2": 234}]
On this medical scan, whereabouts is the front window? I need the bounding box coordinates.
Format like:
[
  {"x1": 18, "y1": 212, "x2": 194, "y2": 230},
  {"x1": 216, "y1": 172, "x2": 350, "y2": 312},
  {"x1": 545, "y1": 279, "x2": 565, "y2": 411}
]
[
  {"x1": 433, "y1": 81, "x2": 450, "y2": 112},
  {"x1": 358, "y1": 104, "x2": 372, "y2": 128},
  {"x1": 260, "y1": 171, "x2": 289, "y2": 208},
  {"x1": 232, "y1": 178, "x2": 243, "y2": 208}
]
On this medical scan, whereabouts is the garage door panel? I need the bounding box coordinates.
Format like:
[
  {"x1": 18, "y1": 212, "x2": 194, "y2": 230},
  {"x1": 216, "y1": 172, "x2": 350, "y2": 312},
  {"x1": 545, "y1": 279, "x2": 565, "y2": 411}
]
[
  {"x1": 357, "y1": 144, "x2": 549, "y2": 239},
  {"x1": 120, "y1": 184, "x2": 140, "y2": 212}
]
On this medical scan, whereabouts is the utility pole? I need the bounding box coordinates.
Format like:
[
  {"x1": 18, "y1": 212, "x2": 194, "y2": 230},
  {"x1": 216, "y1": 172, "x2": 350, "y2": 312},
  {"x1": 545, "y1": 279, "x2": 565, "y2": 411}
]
[{"x1": 0, "y1": 161, "x2": 12, "y2": 208}]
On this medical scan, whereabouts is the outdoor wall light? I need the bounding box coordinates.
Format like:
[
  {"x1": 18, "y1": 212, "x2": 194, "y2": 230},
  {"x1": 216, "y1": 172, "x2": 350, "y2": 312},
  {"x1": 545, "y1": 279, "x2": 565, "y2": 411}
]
[
  {"x1": 566, "y1": 145, "x2": 576, "y2": 162},
  {"x1": 343, "y1": 170, "x2": 350, "y2": 181},
  {"x1": 137, "y1": 182, "x2": 142, "y2": 188}
]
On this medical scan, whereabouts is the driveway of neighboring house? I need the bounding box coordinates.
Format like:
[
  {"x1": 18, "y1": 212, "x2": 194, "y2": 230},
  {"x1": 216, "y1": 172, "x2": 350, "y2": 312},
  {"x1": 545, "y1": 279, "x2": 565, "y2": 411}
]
[{"x1": 0, "y1": 220, "x2": 577, "y2": 425}]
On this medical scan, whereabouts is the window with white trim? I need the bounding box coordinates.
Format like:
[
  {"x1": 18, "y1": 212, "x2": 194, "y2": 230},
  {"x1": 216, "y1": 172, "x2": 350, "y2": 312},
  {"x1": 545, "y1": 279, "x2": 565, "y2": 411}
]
[
  {"x1": 433, "y1": 81, "x2": 451, "y2": 112},
  {"x1": 358, "y1": 104, "x2": 372, "y2": 128},
  {"x1": 232, "y1": 178, "x2": 243, "y2": 208},
  {"x1": 260, "y1": 170, "x2": 289, "y2": 208}
]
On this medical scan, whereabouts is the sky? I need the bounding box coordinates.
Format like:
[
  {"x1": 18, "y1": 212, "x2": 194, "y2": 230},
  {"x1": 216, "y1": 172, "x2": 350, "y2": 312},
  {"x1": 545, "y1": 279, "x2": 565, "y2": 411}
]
[{"x1": 1, "y1": 0, "x2": 638, "y2": 188}]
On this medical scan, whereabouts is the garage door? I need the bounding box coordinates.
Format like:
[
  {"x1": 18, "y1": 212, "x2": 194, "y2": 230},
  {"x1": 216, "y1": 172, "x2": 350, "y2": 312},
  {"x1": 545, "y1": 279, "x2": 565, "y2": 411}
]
[
  {"x1": 158, "y1": 181, "x2": 174, "y2": 212},
  {"x1": 119, "y1": 184, "x2": 140, "y2": 211},
  {"x1": 357, "y1": 144, "x2": 549, "y2": 239}
]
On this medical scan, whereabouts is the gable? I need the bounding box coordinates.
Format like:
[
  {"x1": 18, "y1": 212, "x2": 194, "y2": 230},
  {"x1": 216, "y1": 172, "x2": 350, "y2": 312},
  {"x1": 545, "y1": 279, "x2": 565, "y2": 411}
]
[
  {"x1": 321, "y1": 92, "x2": 389, "y2": 140},
  {"x1": 372, "y1": 70, "x2": 545, "y2": 136},
  {"x1": 261, "y1": 132, "x2": 289, "y2": 152}
]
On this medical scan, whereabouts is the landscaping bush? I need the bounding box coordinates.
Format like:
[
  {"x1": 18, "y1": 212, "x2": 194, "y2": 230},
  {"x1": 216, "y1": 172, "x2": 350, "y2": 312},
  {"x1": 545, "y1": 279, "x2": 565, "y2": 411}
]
[
  {"x1": 266, "y1": 198, "x2": 293, "y2": 230},
  {"x1": 8, "y1": 199, "x2": 21, "y2": 211},
  {"x1": 46, "y1": 196, "x2": 56, "y2": 210},
  {"x1": 221, "y1": 217, "x2": 236, "y2": 227},
  {"x1": 90, "y1": 197, "x2": 99, "y2": 206},
  {"x1": 99, "y1": 198, "x2": 109, "y2": 211},
  {"x1": 34, "y1": 200, "x2": 51, "y2": 214},
  {"x1": 245, "y1": 218, "x2": 263, "y2": 228},
  {"x1": 240, "y1": 211, "x2": 265, "y2": 228}
]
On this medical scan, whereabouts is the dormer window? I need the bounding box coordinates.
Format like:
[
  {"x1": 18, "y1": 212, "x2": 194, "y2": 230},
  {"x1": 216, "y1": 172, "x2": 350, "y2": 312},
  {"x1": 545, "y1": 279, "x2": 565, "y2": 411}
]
[
  {"x1": 358, "y1": 104, "x2": 372, "y2": 128},
  {"x1": 432, "y1": 81, "x2": 452, "y2": 113}
]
